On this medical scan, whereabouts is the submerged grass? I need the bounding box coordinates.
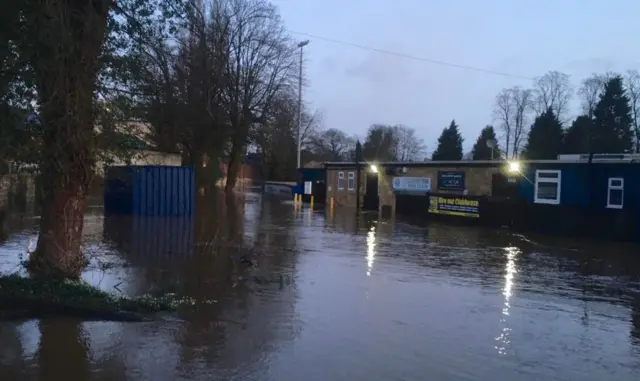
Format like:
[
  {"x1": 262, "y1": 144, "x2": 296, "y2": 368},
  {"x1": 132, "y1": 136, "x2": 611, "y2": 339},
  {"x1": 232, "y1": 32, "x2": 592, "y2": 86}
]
[{"x1": 0, "y1": 273, "x2": 196, "y2": 321}]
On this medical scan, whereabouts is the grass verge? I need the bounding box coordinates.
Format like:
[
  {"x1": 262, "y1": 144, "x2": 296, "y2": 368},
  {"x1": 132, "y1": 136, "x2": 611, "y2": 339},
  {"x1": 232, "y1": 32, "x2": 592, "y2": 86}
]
[{"x1": 0, "y1": 273, "x2": 194, "y2": 322}]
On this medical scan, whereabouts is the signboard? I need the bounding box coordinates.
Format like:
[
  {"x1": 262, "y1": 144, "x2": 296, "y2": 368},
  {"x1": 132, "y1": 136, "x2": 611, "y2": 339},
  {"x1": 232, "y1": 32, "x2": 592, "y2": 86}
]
[
  {"x1": 304, "y1": 181, "x2": 313, "y2": 195},
  {"x1": 428, "y1": 195, "x2": 479, "y2": 218},
  {"x1": 392, "y1": 177, "x2": 431, "y2": 193},
  {"x1": 264, "y1": 183, "x2": 293, "y2": 197},
  {"x1": 438, "y1": 171, "x2": 465, "y2": 191}
]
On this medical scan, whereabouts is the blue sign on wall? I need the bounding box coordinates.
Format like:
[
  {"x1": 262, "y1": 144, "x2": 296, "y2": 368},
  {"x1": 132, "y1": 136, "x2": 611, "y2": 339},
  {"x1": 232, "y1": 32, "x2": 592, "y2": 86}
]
[
  {"x1": 438, "y1": 171, "x2": 465, "y2": 191},
  {"x1": 393, "y1": 177, "x2": 431, "y2": 193}
]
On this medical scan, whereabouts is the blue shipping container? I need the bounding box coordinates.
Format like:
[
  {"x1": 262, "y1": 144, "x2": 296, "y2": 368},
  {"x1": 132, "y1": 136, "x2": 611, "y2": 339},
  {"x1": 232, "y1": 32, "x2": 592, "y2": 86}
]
[{"x1": 104, "y1": 166, "x2": 195, "y2": 216}]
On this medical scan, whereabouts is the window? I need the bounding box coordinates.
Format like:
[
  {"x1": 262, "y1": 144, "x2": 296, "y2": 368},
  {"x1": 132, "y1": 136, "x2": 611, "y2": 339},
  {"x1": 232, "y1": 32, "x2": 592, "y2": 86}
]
[
  {"x1": 348, "y1": 172, "x2": 355, "y2": 190},
  {"x1": 534, "y1": 170, "x2": 561, "y2": 205},
  {"x1": 337, "y1": 172, "x2": 345, "y2": 190},
  {"x1": 607, "y1": 177, "x2": 624, "y2": 209}
]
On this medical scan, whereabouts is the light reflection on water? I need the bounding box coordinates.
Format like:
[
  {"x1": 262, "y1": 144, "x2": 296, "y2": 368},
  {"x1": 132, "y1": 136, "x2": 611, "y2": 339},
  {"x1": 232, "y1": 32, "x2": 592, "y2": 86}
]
[
  {"x1": 495, "y1": 246, "x2": 519, "y2": 355},
  {"x1": 0, "y1": 191, "x2": 639, "y2": 380},
  {"x1": 366, "y1": 224, "x2": 376, "y2": 277}
]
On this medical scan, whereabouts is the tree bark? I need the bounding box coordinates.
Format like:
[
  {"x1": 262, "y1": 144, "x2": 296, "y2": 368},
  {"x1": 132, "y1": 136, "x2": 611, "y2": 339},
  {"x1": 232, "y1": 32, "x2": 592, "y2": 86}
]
[
  {"x1": 25, "y1": 0, "x2": 112, "y2": 279},
  {"x1": 225, "y1": 137, "x2": 244, "y2": 193}
]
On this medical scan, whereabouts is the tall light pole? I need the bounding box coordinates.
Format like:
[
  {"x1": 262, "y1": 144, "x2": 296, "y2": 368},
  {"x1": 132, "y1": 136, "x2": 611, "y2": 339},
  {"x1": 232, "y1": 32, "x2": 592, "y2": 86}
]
[
  {"x1": 486, "y1": 138, "x2": 497, "y2": 160},
  {"x1": 296, "y1": 40, "x2": 309, "y2": 169}
]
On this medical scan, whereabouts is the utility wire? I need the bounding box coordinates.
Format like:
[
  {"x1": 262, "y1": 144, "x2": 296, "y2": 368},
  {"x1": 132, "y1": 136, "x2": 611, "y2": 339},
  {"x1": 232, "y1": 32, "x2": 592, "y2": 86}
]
[{"x1": 289, "y1": 30, "x2": 534, "y2": 81}]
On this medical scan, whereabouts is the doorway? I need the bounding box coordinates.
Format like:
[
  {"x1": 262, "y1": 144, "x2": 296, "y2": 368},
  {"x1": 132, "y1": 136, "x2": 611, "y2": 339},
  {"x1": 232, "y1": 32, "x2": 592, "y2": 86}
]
[
  {"x1": 491, "y1": 172, "x2": 519, "y2": 199},
  {"x1": 363, "y1": 172, "x2": 379, "y2": 211}
]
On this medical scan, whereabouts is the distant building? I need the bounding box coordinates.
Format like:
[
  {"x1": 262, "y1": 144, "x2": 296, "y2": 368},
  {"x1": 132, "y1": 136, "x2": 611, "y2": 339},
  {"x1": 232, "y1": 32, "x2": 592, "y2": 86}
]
[{"x1": 94, "y1": 121, "x2": 182, "y2": 177}]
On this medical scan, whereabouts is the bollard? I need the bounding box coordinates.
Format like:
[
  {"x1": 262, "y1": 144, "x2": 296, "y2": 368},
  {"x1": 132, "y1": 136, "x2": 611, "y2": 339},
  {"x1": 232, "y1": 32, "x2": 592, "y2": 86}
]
[
  {"x1": 310, "y1": 195, "x2": 314, "y2": 207},
  {"x1": 330, "y1": 197, "x2": 334, "y2": 209}
]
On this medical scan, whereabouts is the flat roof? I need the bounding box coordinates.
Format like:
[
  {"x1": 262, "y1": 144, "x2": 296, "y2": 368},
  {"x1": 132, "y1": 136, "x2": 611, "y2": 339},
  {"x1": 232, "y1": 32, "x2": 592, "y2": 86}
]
[{"x1": 324, "y1": 159, "x2": 640, "y2": 168}]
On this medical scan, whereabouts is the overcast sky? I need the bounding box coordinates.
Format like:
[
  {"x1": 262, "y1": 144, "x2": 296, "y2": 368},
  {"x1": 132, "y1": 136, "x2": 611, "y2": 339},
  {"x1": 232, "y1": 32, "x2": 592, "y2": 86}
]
[{"x1": 271, "y1": 0, "x2": 640, "y2": 155}]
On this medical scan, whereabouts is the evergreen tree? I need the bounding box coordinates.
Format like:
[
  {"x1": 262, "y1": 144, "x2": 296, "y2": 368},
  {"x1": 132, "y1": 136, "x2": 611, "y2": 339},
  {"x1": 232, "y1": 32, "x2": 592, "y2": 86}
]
[
  {"x1": 562, "y1": 115, "x2": 593, "y2": 154},
  {"x1": 592, "y1": 76, "x2": 634, "y2": 153},
  {"x1": 432, "y1": 120, "x2": 463, "y2": 160},
  {"x1": 362, "y1": 124, "x2": 396, "y2": 161},
  {"x1": 471, "y1": 125, "x2": 499, "y2": 160},
  {"x1": 522, "y1": 107, "x2": 564, "y2": 159}
]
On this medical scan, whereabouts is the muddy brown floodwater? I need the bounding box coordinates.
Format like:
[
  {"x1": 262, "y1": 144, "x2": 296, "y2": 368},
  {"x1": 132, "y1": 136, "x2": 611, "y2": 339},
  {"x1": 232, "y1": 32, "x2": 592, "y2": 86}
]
[{"x1": 1, "y1": 190, "x2": 640, "y2": 381}]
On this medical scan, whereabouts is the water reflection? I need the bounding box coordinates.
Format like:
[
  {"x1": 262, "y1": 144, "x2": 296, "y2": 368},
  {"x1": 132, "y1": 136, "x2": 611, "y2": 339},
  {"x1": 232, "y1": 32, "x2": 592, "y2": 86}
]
[
  {"x1": 366, "y1": 224, "x2": 376, "y2": 276},
  {"x1": 1, "y1": 190, "x2": 640, "y2": 380},
  {"x1": 36, "y1": 320, "x2": 91, "y2": 381},
  {"x1": 495, "y1": 246, "x2": 519, "y2": 355}
]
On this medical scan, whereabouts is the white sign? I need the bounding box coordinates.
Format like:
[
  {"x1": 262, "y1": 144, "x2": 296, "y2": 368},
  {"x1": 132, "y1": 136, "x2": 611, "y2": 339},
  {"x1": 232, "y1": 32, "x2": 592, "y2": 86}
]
[
  {"x1": 392, "y1": 177, "x2": 431, "y2": 192},
  {"x1": 304, "y1": 181, "x2": 313, "y2": 194},
  {"x1": 264, "y1": 183, "x2": 293, "y2": 196}
]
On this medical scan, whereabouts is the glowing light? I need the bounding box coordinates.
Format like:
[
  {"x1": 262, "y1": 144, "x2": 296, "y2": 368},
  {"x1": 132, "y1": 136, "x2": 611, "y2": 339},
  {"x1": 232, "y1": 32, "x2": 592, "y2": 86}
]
[
  {"x1": 508, "y1": 161, "x2": 521, "y2": 173},
  {"x1": 369, "y1": 164, "x2": 378, "y2": 173},
  {"x1": 495, "y1": 246, "x2": 519, "y2": 355},
  {"x1": 366, "y1": 225, "x2": 376, "y2": 276}
]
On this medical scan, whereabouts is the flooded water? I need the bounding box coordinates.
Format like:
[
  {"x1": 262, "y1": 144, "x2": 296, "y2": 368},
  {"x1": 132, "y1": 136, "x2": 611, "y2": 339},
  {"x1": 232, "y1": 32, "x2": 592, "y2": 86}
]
[{"x1": 1, "y1": 190, "x2": 640, "y2": 380}]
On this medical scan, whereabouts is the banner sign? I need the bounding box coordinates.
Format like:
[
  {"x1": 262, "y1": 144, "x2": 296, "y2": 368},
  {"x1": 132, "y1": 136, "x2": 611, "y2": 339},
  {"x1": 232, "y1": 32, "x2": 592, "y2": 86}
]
[
  {"x1": 428, "y1": 195, "x2": 480, "y2": 218},
  {"x1": 392, "y1": 177, "x2": 431, "y2": 193},
  {"x1": 438, "y1": 171, "x2": 465, "y2": 191}
]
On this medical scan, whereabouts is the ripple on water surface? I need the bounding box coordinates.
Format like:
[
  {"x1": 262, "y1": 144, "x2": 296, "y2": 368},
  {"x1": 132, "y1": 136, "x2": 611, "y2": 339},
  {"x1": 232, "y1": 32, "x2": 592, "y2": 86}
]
[{"x1": 1, "y1": 193, "x2": 640, "y2": 380}]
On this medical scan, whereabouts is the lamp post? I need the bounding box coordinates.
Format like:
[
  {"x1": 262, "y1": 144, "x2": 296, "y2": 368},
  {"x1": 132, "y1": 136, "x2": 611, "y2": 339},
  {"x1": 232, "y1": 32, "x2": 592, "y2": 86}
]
[
  {"x1": 296, "y1": 40, "x2": 309, "y2": 169},
  {"x1": 486, "y1": 138, "x2": 497, "y2": 160}
]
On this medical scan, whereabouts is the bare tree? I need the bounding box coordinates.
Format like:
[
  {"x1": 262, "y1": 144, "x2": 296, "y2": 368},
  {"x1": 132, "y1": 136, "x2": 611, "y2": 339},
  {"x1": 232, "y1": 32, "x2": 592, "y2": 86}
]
[
  {"x1": 311, "y1": 128, "x2": 352, "y2": 161},
  {"x1": 391, "y1": 125, "x2": 426, "y2": 161},
  {"x1": 493, "y1": 86, "x2": 533, "y2": 158},
  {"x1": 512, "y1": 87, "x2": 533, "y2": 156},
  {"x1": 493, "y1": 89, "x2": 513, "y2": 158},
  {"x1": 578, "y1": 72, "x2": 616, "y2": 118},
  {"x1": 299, "y1": 108, "x2": 323, "y2": 153},
  {"x1": 532, "y1": 71, "x2": 572, "y2": 121},
  {"x1": 625, "y1": 69, "x2": 640, "y2": 152},
  {"x1": 223, "y1": 0, "x2": 297, "y2": 192}
]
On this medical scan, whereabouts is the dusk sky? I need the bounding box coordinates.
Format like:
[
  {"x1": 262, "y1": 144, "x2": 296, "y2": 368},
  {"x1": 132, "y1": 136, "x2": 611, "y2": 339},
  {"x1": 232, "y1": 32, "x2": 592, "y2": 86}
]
[{"x1": 271, "y1": 0, "x2": 640, "y2": 155}]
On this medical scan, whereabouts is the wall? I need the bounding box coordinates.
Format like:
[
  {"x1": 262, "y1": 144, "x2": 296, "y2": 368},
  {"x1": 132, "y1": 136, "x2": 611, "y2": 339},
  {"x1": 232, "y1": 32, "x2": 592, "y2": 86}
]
[
  {"x1": 96, "y1": 149, "x2": 182, "y2": 176},
  {"x1": 518, "y1": 162, "x2": 640, "y2": 209},
  {"x1": 378, "y1": 165, "x2": 499, "y2": 215},
  {"x1": 326, "y1": 167, "x2": 366, "y2": 208},
  {"x1": 514, "y1": 162, "x2": 640, "y2": 241}
]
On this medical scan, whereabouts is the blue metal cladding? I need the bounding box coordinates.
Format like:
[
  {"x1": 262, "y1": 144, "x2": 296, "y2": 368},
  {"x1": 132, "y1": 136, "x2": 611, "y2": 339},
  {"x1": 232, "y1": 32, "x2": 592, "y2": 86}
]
[
  {"x1": 518, "y1": 162, "x2": 640, "y2": 210},
  {"x1": 104, "y1": 166, "x2": 195, "y2": 216}
]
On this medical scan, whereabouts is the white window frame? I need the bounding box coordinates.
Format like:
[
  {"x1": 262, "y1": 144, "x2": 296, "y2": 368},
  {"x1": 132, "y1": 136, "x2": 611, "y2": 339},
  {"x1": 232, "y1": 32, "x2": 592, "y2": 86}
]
[
  {"x1": 337, "y1": 171, "x2": 345, "y2": 190},
  {"x1": 347, "y1": 171, "x2": 355, "y2": 191},
  {"x1": 606, "y1": 177, "x2": 624, "y2": 209},
  {"x1": 534, "y1": 169, "x2": 561, "y2": 205}
]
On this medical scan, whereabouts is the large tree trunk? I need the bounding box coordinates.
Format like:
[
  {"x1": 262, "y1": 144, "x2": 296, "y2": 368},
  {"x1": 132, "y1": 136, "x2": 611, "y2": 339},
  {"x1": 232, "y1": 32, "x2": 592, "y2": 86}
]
[
  {"x1": 225, "y1": 138, "x2": 244, "y2": 193},
  {"x1": 26, "y1": 0, "x2": 112, "y2": 279}
]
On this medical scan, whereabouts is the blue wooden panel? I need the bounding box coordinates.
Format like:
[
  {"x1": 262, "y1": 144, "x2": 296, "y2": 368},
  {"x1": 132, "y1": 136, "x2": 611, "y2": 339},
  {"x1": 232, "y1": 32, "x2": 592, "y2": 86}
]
[{"x1": 104, "y1": 165, "x2": 194, "y2": 216}]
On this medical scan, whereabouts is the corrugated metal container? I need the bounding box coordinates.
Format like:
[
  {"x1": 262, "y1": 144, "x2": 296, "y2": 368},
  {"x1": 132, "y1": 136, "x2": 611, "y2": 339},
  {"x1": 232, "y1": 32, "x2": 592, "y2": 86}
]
[{"x1": 104, "y1": 166, "x2": 195, "y2": 216}]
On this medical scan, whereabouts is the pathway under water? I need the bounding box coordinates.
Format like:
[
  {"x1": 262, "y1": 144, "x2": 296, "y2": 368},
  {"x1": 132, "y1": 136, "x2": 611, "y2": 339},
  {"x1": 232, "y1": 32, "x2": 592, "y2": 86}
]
[{"x1": 1, "y1": 191, "x2": 640, "y2": 380}]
